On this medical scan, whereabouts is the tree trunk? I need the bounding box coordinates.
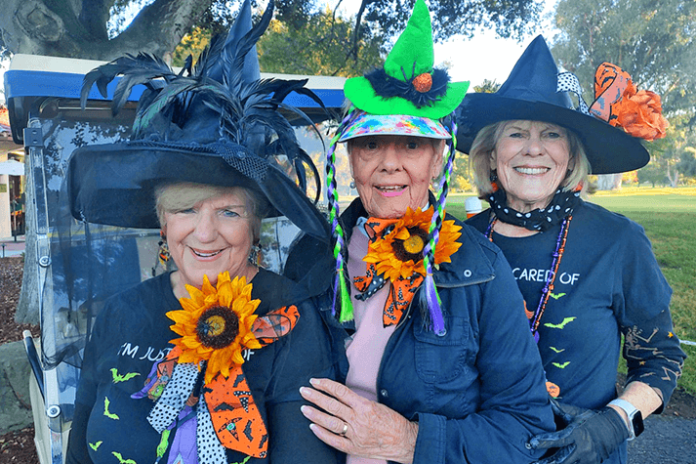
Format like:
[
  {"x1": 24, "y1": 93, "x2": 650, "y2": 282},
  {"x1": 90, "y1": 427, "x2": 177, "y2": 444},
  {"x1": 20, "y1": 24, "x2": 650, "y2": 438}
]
[
  {"x1": 666, "y1": 164, "x2": 679, "y2": 187},
  {"x1": 596, "y1": 173, "x2": 622, "y2": 191},
  {"x1": 5, "y1": 0, "x2": 215, "y2": 324},
  {"x1": 0, "y1": 0, "x2": 214, "y2": 61}
]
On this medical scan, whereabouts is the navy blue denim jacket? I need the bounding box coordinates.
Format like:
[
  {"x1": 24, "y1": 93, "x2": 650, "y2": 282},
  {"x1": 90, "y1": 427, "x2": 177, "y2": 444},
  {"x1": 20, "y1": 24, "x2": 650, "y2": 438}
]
[{"x1": 286, "y1": 198, "x2": 555, "y2": 463}]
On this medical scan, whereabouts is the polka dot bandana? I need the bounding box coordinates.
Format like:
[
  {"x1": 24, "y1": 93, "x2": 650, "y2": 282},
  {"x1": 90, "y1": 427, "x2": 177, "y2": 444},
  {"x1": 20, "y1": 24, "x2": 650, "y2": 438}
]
[
  {"x1": 197, "y1": 394, "x2": 228, "y2": 464},
  {"x1": 147, "y1": 362, "x2": 199, "y2": 433},
  {"x1": 338, "y1": 113, "x2": 450, "y2": 142}
]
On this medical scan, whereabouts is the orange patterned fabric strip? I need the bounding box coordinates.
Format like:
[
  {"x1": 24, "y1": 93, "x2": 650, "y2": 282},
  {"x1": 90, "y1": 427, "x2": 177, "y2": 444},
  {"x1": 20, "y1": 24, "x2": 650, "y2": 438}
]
[{"x1": 151, "y1": 306, "x2": 300, "y2": 458}]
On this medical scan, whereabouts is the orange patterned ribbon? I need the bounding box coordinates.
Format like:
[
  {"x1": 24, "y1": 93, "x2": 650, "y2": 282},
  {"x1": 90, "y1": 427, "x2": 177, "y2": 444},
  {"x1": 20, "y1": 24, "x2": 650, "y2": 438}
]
[
  {"x1": 590, "y1": 62, "x2": 668, "y2": 141},
  {"x1": 150, "y1": 305, "x2": 299, "y2": 458},
  {"x1": 205, "y1": 304, "x2": 299, "y2": 457},
  {"x1": 353, "y1": 217, "x2": 423, "y2": 327},
  {"x1": 589, "y1": 62, "x2": 632, "y2": 123}
]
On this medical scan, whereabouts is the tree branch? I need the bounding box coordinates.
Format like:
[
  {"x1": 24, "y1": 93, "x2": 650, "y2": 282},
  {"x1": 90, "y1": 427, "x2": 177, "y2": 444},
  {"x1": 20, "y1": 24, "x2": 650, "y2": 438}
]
[
  {"x1": 77, "y1": 0, "x2": 112, "y2": 41},
  {"x1": 349, "y1": 0, "x2": 369, "y2": 64},
  {"x1": 105, "y1": 0, "x2": 215, "y2": 60}
]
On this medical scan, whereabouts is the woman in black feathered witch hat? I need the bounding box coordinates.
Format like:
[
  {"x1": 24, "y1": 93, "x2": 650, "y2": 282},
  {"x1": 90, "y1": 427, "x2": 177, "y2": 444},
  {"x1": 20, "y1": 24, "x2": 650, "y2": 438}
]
[
  {"x1": 459, "y1": 35, "x2": 685, "y2": 464},
  {"x1": 65, "y1": 2, "x2": 339, "y2": 464}
]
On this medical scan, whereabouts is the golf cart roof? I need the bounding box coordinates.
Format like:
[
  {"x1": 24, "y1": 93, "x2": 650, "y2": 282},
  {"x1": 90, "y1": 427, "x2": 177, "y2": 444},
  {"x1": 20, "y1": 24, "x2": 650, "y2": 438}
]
[{"x1": 4, "y1": 54, "x2": 346, "y2": 144}]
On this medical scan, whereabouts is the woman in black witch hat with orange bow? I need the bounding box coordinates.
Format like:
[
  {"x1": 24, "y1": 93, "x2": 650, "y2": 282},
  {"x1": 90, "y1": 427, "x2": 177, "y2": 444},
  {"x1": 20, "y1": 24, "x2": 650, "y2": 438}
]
[
  {"x1": 458, "y1": 36, "x2": 686, "y2": 464},
  {"x1": 64, "y1": 2, "x2": 339, "y2": 464}
]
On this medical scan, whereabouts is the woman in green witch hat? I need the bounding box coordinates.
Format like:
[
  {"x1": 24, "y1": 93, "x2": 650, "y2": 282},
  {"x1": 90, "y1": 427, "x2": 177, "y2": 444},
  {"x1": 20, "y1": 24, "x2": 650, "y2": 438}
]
[
  {"x1": 65, "y1": 2, "x2": 339, "y2": 464},
  {"x1": 287, "y1": 1, "x2": 555, "y2": 463},
  {"x1": 459, "y1": 36, "x2": 686, "y2": 464}
]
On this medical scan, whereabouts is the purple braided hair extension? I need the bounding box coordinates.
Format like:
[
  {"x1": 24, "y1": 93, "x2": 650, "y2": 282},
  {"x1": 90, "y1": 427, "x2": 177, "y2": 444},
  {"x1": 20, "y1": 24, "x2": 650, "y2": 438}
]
[
  {"x1": 326, "y1": 108, "x2": 360, "y2": 321},
  {"x1": 420, "y1": 113, "x2": 458, "y2": 335}
]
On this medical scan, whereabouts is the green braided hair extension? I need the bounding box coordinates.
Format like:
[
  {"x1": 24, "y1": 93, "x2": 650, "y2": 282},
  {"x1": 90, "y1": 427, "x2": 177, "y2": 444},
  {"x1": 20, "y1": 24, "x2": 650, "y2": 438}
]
[
  {"x1": 420, "y1": 113, "x2": 458, "y2": 335},
  {"x1": 326, "y1": 107, "x2": 361, "y2": 322}
]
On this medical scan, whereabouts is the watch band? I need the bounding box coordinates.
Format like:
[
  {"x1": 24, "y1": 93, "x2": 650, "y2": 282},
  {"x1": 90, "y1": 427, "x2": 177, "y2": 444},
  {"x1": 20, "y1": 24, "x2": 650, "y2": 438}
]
[{"x1": 608, "y1": 398, "x2": 644, "y2": 440}]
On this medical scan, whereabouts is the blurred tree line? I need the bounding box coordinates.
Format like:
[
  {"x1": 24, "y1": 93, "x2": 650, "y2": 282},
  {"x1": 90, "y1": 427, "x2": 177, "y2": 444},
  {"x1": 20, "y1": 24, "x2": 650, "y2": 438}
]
[
  {"x1": 550, "y1": 0, "x2": 696, "y2": 188},
  {"x1": 0, "y1": 0, "x2": 541, "y2": 65}
]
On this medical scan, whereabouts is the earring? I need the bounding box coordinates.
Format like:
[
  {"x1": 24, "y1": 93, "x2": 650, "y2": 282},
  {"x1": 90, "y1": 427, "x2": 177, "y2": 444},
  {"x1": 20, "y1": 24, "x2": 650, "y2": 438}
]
[
  {"x1": 489, "y1": 170, "x2": 499, "y2": 192},
  {"x1": 158, "y1": 231, "x2": 170, "y2": 266},
  {"x1": 248, "y1": 243, "x2": 261, "y2": 266},
  {"x1": 349, "y1": 180, "x2": 356, "y2": 189}
]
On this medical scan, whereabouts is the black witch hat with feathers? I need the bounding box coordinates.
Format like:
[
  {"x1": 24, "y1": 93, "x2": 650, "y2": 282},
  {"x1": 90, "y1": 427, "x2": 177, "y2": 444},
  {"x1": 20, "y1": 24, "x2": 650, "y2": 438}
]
[{"x1": 69, "y1": 0, "x2": 329, "y2": 243}]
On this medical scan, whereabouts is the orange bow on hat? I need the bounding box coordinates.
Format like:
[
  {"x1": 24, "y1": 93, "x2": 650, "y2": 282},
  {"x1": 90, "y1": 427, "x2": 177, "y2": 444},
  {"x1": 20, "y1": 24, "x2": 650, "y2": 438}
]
[{"x1": 589, "y1": 62, "x2": 668, "y2": 141}]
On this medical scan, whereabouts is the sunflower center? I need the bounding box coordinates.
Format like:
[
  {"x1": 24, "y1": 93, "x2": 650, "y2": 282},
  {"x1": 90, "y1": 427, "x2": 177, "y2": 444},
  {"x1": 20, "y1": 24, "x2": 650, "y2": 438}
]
[
  {"x1": 403, "y1": 235, "x2": 424, "y2": 254},
  {"x1": 197, "y1": 306, "x2": 240, "y2": 349},
  {"x1": 392, "y1": 227, "x2": 428, "y2": 262}
]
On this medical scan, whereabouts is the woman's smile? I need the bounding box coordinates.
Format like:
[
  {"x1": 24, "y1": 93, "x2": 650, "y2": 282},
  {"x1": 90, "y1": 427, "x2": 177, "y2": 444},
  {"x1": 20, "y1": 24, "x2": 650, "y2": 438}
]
[
  {"x1": 375, "y1": 184, "x2": 407, "y2": 197},
  {"x1": 189, "y1": 247, "x2": 225, "y2": 259},
  {"x1": 163, "y1": 190, "x2": 257, "y2": 294},
  {"x1": 349, "y1": 135, "x2": 444, "y2": 219},
  {"x1": 493, "y1": 121, "x2": 571, "y2": 213},
  {"x1": 513, "y1": 166, "x2": 550, "y2": 175}
]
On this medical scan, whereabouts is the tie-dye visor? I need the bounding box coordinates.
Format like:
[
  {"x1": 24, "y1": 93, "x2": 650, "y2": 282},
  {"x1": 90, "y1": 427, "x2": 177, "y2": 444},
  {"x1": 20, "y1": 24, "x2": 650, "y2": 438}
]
[{"x1": 338, "y1": 113, "x2": 450, "y2": 142}]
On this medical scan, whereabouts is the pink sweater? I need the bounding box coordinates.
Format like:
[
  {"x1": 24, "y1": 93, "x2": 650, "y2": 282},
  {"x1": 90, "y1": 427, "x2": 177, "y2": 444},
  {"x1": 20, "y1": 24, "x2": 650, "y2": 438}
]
[{"x1": 345, "y1": 225, "x2": 396, "y2": 464}]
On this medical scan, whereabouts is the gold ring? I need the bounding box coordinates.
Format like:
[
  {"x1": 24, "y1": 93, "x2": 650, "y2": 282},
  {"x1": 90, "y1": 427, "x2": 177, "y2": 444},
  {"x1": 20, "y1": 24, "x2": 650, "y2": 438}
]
[{"x1": 340, "y1": 423, "x2": 348, "y2": 436}]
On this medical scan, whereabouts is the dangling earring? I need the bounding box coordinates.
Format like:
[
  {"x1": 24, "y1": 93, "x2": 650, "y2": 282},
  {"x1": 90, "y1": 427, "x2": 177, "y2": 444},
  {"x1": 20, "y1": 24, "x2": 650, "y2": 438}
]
[
  {"x1": 158, "y1": 231, "x2": 170, "y2": 266},
  {"x1": 349, "y1": 180, "x2": 356, "y2": 189},
  {"x1": 248, "y1": 243, "x2": 261, "y2": 267},
  {"x1": 489, "y1": 169, "x2": 499, "y2": 192}
]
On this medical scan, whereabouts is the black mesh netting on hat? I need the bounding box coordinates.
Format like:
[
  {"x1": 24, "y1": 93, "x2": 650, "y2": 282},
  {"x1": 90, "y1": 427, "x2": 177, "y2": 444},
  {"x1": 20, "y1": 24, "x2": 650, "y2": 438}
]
[{"x1": 32, "y1": 117, "x2": 314, "y2": 427}]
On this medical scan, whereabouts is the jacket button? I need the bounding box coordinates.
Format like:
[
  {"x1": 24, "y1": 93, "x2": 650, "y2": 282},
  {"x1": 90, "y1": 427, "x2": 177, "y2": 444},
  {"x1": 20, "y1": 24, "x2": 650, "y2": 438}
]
[{"x1": 380, "y1": 389, "x2": 388, "y2": 398}]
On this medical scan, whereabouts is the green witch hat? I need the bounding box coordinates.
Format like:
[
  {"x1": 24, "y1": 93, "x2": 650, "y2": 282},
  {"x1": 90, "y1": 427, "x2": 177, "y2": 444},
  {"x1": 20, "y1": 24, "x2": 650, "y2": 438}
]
[
  {"x1": 343, "y1": 0, "x2": 469, "y2": 119},
  {"x1": 325, "y1": 0, "x2": 469, "y2": 335}
]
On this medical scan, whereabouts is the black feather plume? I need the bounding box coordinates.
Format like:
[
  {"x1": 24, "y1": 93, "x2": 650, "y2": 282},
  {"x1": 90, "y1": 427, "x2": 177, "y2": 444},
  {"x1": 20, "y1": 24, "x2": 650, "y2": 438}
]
[
  {"x1": 79, "y1": 0, "x2": 326, "y2": 201},
  {"x1": 81, "y1": 53, "x2": 175, "y2": 114},
  {"x1": 365, "y1": 67, "x2": 450, "y2": 109}
]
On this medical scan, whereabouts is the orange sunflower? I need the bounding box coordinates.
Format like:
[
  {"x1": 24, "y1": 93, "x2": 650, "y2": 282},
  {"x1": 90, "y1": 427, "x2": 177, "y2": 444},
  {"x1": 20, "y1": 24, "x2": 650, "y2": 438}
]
[
  {"x1": 364, "y1": 207, "x2": 462, "y2": 282},
  {"x1": 167, "y1": 271, "x2": 262, "y2": 384}
]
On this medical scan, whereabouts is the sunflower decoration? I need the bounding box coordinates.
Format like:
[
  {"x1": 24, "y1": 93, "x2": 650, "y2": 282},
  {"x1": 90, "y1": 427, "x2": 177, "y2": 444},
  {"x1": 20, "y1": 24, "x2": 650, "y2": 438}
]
[
  {"x1": 364, "y1": 206, "x2": 462, "y2": 281},
  {"x1": 134, "y1": 271, "x2": 300, "y2": 462},
  {"x1": 167, "y1": 271, "x2": 262, "y2": 384},
  {"x1": 355, "y1": 207, "x2": 462, "y2": 327}
]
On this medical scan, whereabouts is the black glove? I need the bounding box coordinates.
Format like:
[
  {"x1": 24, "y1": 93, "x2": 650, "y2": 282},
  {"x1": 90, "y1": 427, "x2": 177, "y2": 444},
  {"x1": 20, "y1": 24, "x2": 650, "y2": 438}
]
[{"x1": 528, "y1": 399, "x2": 630, "y2": 464}]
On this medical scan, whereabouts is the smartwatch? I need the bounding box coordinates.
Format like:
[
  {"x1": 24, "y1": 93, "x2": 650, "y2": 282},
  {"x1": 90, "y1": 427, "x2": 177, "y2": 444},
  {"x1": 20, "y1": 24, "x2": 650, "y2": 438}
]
[{"x1": 608, "y1": 398, "x2": 644, "y2": 440}]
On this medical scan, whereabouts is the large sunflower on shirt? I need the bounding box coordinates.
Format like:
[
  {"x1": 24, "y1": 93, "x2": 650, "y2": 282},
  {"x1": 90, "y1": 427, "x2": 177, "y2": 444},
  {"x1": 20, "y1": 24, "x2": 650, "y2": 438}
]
[
  {"x1": 364, "y1": 207, "x2": 462, "y2": 282},
  {"x1": 167, "y1": 271, "x2": 262, "y2": 384}
]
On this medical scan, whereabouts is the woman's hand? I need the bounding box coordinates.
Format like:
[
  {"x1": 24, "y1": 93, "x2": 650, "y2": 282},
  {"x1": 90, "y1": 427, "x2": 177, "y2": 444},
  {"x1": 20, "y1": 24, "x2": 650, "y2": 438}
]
[
  {"x1": 528, "y1": 400, "x2": 629, "y2": 464},
  {"x1": 300, "y1": 378, "x2": 418, "y2": 464}
]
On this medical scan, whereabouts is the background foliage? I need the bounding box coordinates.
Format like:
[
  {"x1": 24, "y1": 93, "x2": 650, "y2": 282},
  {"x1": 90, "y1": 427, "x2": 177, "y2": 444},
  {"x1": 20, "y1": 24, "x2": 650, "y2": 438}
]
[{"x1": 549, "y1": 0, "x2": 696, "y2": 187}]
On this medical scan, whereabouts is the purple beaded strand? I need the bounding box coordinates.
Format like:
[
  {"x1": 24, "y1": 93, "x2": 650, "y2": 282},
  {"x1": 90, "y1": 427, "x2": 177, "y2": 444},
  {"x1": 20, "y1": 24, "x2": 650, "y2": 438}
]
[{"x1": 486, "y1": 215, "x2": 572, "y2": 342}]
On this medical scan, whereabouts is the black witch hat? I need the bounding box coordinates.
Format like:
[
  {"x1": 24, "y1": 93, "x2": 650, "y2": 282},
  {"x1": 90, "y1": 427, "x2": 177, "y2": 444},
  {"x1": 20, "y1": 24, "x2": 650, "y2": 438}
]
[
  {"x1": 456, "y1": 35, "x2": 655, "y2": 175},
  {"x1": 68, "y1": 0, "x2": 329, "y2": 242}
]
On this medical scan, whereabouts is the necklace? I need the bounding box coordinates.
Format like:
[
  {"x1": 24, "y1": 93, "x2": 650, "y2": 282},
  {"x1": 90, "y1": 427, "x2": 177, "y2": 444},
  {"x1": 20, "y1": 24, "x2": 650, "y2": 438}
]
[{"x1": 485, "y1": 214, "x2": 573, "y2": 343}]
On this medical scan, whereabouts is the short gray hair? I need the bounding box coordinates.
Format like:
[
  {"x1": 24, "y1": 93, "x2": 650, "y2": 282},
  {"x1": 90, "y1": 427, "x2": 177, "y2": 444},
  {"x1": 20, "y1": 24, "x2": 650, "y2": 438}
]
[
  {"x1": 155, "y1": 183, "x2": 268, "y2": 243},
  {"x1": 469, "y1": 120, "x2": 591, "y2": 197}
]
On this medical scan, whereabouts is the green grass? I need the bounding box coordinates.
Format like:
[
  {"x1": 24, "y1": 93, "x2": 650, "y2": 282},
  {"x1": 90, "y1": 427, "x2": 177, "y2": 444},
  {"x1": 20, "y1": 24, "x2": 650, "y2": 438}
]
[{"x1": 447, "y1": 188, "x2": 696, "y2": 395}]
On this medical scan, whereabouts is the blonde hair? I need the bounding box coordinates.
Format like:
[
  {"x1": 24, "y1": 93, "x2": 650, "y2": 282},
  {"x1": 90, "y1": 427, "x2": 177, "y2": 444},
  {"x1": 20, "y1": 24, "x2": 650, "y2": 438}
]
[
  {"x1": 469, "y1": 120, "x2": 591, "y2": 197},
  {"x1": 155, "y1": 183, "x2": 267, "y2": 242}
]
